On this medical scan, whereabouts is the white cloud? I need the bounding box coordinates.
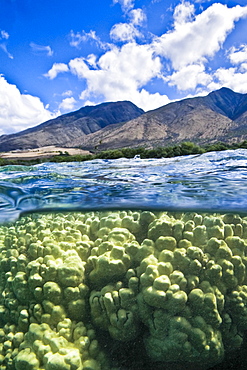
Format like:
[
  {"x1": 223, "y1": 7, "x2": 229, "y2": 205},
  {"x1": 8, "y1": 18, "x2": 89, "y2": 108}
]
[
  {"x1": 58, "y1": 97, "x2": 77, "y2": 112},
  {"x1": 110, "y1": 6, "x2": 146, "y2": 43},
  {"x1": 209, "y1": 67, "x2": 247, "y2": 94},
  {"x1": 129, "y1": 8, "x2": 146, "y2": 25},
  {"x1": 68, "y1": 42, "x2": 168, "y2": 110},
  {"x1": 0, "y1": 75, "x2": 56, "y2": 135},
  {"x1": 82, "y1": 100, "x2": 96, "y2": 107},
  {"x1": 154, "y1": 3, "x2": 247, "y2": 70},
  {"x1": 44, "y1": 63, "x2": 69, "y2": 80},
  {"x1": 113, "y1": 0, "x2": 134, "y2": 13},
  {"x1": 30, "y1": 42, "x2": 53, "y2": 56},
  {"x1": 98, "y1": 43, "x2": 161, "y2": 86},
  {"x1": 70, "y1": 30, "x2": 97, "y2": 48},
  {"x1": 69, "y1": 30, "x2": 110, "y2": 50},
  {"x1": 0, "y1": 30, "x2": 9, "y2": 39},
  {"x1": 86, "y1": 54, "x2": 98, "y2": 68},
  {"x1": 202, "y1": 43, "x2": 247, "y2": 93},
  {"x1": 240, "y1": 63, "x2": 247, "y2": 72},
  {"x1": 62, "y1": 90, "x2": 73, "y2": 97},
  {"x1": 0, "y1": 29, "x2": 13, "y2": 59},
  {"x1": 110, "y1": 23, "x2": 141, "y2": 42},
  {"x1": 158, "y1": 2, "x2": 247, "y2": 93},
  {"x1": 228, "y1": 44, "x2": 247, "y2": 65},
  {"x1": 129, "y1": 89, "x2": 170, "y2": 111},
  {"x1": 44, "y1": 2, "x2": 247, "y2": 112},
  {"x1": 0, "y1": 44, "x2": 13, "y2": 59},
  {"x1": 173, "y1": 1, "x2": 195, "y2": 25},
  {"x1": 168, "y1": 63, "x2": 212, "y2": 90}
]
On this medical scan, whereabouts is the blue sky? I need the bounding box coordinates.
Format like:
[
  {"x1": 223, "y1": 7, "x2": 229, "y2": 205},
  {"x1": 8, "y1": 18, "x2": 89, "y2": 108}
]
[{"x1": 1, "y1": 0, "x2": 247, "y2": 135}]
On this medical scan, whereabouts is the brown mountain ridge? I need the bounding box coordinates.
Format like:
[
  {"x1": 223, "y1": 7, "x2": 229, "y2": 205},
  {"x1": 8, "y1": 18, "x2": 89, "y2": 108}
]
[
  {"x1": 0, "y1": 101, "x2": 144, "y2": 152},
  {"x1": 77, "y1": 87, "x2": 247, "y2": 151},
  {"x1": 1, "y1": 87, "x2": 247, "y2": 152}
]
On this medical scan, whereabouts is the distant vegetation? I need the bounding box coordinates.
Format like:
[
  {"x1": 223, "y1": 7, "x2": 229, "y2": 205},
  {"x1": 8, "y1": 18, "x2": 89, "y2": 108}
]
[{"x1": 1, "y1": 141, "x2": 247, "y2": 166}]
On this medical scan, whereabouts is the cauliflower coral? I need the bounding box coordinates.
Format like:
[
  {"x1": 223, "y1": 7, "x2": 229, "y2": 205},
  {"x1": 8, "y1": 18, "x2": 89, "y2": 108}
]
[{"x1": 0, "y1": 210, "x2": 247, "y2": 369}]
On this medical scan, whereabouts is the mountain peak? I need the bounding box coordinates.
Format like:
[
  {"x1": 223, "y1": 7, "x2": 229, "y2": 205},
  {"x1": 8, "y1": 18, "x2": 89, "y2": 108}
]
[
  {"x1": 207, "y1": 87, "x2": 247, "y2": 120},
  {"x1": 44, "y1": 100, "x2": 144, "y2": 128},
  {"x1": 216, "y1": 87, "x2": 236, "y2": 94},
  {"x1": 0, "y1": 100, "x2": 144, "y2": 152}
]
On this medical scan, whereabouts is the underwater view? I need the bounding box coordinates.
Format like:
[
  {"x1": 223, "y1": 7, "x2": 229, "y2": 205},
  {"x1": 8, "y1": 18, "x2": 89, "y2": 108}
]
[{"x1": 1, "y1": 149, "x2": 247, "y2": 369}]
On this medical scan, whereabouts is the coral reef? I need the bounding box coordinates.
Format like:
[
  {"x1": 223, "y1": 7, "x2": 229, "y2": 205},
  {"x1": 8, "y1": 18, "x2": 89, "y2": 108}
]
[{"x1": 1, "y1": 210, "x2": 247, "y2": 369}]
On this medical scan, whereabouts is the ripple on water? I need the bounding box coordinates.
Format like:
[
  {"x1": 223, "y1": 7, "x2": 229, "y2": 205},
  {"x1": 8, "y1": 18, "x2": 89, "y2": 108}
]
[{"x1": 0, "y1": 149, "x2": 247, "y2": 222}]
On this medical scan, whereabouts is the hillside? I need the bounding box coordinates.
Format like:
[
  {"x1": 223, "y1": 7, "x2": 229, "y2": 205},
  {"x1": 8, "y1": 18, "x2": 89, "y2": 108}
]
[
  {"x1": 75, "y1": 88, "x2": 247, "y2": 151},
  {"x1": 0, "y1": 101, "x2": 144, "y2": 152},
  {"x1": 1, "y1": 87, "x2": 247, "y2": 152}
]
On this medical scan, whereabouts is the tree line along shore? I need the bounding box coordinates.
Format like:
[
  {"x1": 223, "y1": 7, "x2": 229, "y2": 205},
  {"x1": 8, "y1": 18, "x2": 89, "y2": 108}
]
[{"x1": 1, "y1": 140, "x2": 247, "y2": 166}]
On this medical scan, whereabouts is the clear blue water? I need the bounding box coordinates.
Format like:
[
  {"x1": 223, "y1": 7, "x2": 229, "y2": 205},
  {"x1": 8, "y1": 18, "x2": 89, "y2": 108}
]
[{"x1": 1, "y1": 149, "x2": 247, "y2": 223}]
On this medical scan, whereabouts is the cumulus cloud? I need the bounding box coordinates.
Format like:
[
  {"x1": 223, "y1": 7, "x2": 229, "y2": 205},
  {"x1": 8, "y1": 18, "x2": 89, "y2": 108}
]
[
  {"x1": 113, "y1": 0, "x2": 134, "y2": 13},
  {"x1": 44, "y1": 63, "x2": 69, "y2": 80},
  {"x1": 167, "y1": 63, "x2": 212, "y2": 90},
  {"x1": 86, "y1": 54, "x2": 98, "y2": 68},
  {"x1": 68, "y1": 42, "x2": 168, "y2": 110},
  {"x1": 58, "y1": 97, "x2": 77, "y2": 112},
  {"x1": 173, "y1": 1, "x2": 195, "y2": 25},
  {"x1": 110, "y1": 23, "x2": 141, "y2": 42},
  {"x1": 30, "y1": 42, "x2": 53, "y2": 56},
  {"x1": 0, "y1": 75, "x2": 56, "y2": 135},
  {"x1": 110, "y1": 6, "x2": 146, "y2": 43},
  {"x1": 228, "y1": 44, "x2": 247, "y2": 65},
  {"x1": 45, "y1": 2, "x2": 247, "y2": 111},
  {"x1": 208, "y1": 67, "x2": 247, "y2": 94},
  {"x1": 154, "y1": 3, "x2": 247, "y2": 70},
  {"x1": 129, "y1": 89, "x2": 170, "y2": 111},
  {"x1": 129, "y1": 8, "x2": 146, "y2": 25}
]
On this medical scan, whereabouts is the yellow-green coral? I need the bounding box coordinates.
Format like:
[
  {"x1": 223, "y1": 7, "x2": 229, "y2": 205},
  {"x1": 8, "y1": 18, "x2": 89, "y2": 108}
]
[{"x1": 1, "y1": 210, "x2": 247, "y2": 369}]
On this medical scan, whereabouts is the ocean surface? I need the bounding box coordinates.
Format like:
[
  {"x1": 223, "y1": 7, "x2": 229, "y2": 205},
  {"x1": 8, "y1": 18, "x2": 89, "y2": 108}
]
[{"x1": 0, "y1": 149, "x2": 247, "y2": 223}]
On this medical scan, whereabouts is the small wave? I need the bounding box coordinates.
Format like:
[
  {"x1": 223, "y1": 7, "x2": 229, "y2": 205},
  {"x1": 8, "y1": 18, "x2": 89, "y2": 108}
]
[{"x1": 0, "y1": 149, "x2": 247, "y2": 223}]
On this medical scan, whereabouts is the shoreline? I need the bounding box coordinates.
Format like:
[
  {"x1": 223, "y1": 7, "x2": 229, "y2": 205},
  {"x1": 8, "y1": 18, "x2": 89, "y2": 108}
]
[
  {"x1": 0, "y1": 145, "x2": 92, "y2": 160},
  {"x1": 0, "y1": 141, "x2": 246, "y2": 166}
]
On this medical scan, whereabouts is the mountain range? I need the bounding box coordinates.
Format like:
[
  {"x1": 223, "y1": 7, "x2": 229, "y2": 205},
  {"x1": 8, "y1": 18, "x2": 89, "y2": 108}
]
[
  {"x1": 1, "y1": 87, "x2": 247, "y2": 152},
  {"x1": 0, "y1": 101, "x2": 144, "y2": 152}
]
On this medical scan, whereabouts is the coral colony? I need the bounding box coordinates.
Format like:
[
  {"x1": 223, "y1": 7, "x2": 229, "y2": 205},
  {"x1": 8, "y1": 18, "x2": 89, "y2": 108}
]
[{"x1": 0, "y1": 210, "x2": 247, "y2": 369}]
